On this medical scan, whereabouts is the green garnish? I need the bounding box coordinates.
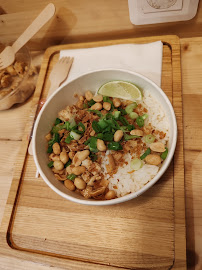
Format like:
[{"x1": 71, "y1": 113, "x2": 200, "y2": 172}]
[
  {"x1": 67, "y1": 174, "x2": 76, "y2": 180},
  {"x1": 125, "y1": 102, "x2": 137, "y2": 114},
  {"x1": 124, "y1": 133, "x2": 140, "y2": 141},
  {"x1": 114, "y1": 110, "x2": 121, "y2": 120},
  {"x1": 78, "y1": 122, "x2": 85, "y2": 133},
  {"x1": 64, "y1": 160, "x2": 72, "y2": 168},
  {"x1": 47, "y1": 161, "x2": 54, "y2": 167},
  {"x1": 129, "y1": 112, "x2": 138, "y2": 120},
  {"x1": 48, "y1": 133, "x2": 60, "y2": 146},
  {"x1": 144, "y1": 134, "x2": 155, "y2": 144},
  {"x1": 127, "y1": 124, "x2": 135, "y2": 131},
  {"x1": 47, "y1": 145, "x2": 53, "y2": 153},
  {"x1": 89, "y1": 137, "x2": 98, "y2": 152},
  {"x1": 161, "y1": 147, "x2": 168, "y2": 160},
  {"x1": 88, "y1": 99, "x2": 96, "y2": 107},
  {"x1": 83, "y1": 103, "x2": 88, "y2": 109},
  {"x1": 103, "y1": 132, "x2": 114, "y2": 141},
  {"x1": 98, "y1": 119, "x2": 108, "y2": 129},
  {"x1": 117, "y1": 107, "x2": 127, "y2": 115},
  {"x1": 69, "y1": 118, "x2": 77, "y2": 129},
  {"x1": 92, "y1": 121, "x2": 102, "y2": 133},
  {"x1": 65, "y1": 135, "x2": 73, "y2": 144},
  {"x1": 96, "y1": 133, "x2": 104, "y2": 139},
  {"x1": 89, "y1": 152, "x2": 98, "y2": 162},
  {"x1": 136, "y1": 116, "x2": 144, "y2": 127},
  {"x1": 55, "y1": 118, "x2": 62, "y2": 125},
  {"x1": 142, "y1": 114, "x2": 148, "y2": 120},
  {"x1": 88, "y1": 109, "x2": 102, "y2": 117},
  {"x1": 108, "y1": 142, "x2": 123, "y2": 150},
  {"x1": 119, "y1": 116, "x2": 129, "y2": 126},
  {"x1": 140, "y1": 148, "x2": 151, "y2": 160}
]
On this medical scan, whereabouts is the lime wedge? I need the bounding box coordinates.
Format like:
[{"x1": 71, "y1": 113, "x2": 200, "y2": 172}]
[{"x1": 98, "y1": 80, "x2": 142, "y2": 101}]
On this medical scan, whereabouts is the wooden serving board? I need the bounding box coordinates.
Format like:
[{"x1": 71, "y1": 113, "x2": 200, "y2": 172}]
[{"x1": 0, "y1": 36, "x2": 186, "y2": 269}]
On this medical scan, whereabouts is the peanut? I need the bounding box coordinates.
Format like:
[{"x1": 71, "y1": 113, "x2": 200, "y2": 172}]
[
  {"x1": 93, "y1": 95, "x2": 103, "y2": 102},
  {"x1": 97, "y1": 139, "x2": 106, "y2": 151},
  {"x1": 114, "y1": 130, "x2": 123, "y2": 142},
  {"x1": 145, "y1": 154, "x2": 162, "y2": 166},
  {"x1": 91, "y1": 102, "x2": 102, "y2": 111},
  {"x1": 105, "y1": 190, "x2": 116, "y2": 200},
  {"x1": 103, "y1": 102, "x2": 111, "y2": 111},
  {"x1": 74, "y1": 178, "x2": 86, "y2": 190},
  {"x1": 72, "y1": 166, "x2": 86, "y2": 175},
  {"x1": 113, "y1": 98, "x2": 121, "y2": 107},
  {"x1": 60, "y1": 151, "x2": 69, "y2": 164},
  {"x1": 130, "y1": 129, "x2": 144, "y2": 136},
  {"x1": 64, "y1": 180, "x2": 76, "y2": 191},
  {"x1": 52, "y1": 142, "x2": 61, "y2": 155},
  {"x1": 150, "y1": 142, "x2": 165, "y2": 153}
]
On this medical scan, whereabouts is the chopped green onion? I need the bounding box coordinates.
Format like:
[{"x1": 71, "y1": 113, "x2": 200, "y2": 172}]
[
  {"x1": 78, "y1": 122, "x2": 85, "y2": 133},
  {"x1": 97, "y1": 133, "x2": 104, "y2": 139},
  {"x1": 103, "y1": 132, "x2": 114, "y2": 141},
  {"x1": 70, "y1": 131, "x2": 81, "y2": 141},
  {"x1": 130, "y1": 158, "x2": 143, "y2": 170},
  {"x1": 114, "y1": 111, "x2": 121, "y2": 120},
  {"x1": 125, "y1": 102, "x2": 137, "y2": 114},
  {"x1": 127, "y1": 124, "x2": 135, "y2": 131},
  {"x1": 64, "y1": 160, "x2": 72, "y2": 168},
  {"x1": 140, "y1": 148, "x2": 151, "y2": 160},
  {"x1": 47, "y1": 145, "x2": 53, "y2": 153},
  {"x1": 124, "y1": 133, "x2": 140, "y2": 141},
  {"x1": 51, "y1": 124, "x2": 64, "y2": 134},
  {"x1": 98, "y1": 119, "x2": 108, "y2": 129},
  {"x1": 161, "y1": 147, "x2": 168, "y2": 160},
  {"x1": 88, "y1": 109, "x2": 102, "y2": 117},
  {"x1": 92, "y1": 121, "x2": 102, "y2": 133},
  {"x1": 55, "y1": 118, "x2": 62, "y2": 125},
  {"x1": 83, "y1": 103, "x2": 88, "y2": 109},
  {"x1": 65, "y1": 135, "x2": 73, "y2": 144},
  {"x1": 47, "y1": 161, "x2": 54, "y2": 168},
  {"x1": 119, "y1": 116, "x2": 129, "y2": 126},
  {"x1": 89, "y1": 137, "x2": 98, "y2": 152},
  {"x1": 84, "y1": 138, "x2": 91, "y2": 145},
  {"x1": 129, "y1": 112, "x2": 138, "y2": 120},
  {"x1": 88, "y1": 99, "x2": 96, "y2": 107},
  {"x1": 108, "y1": 142, "x2": 123, "y2": 150},
  {"x1": 117, "y1": 107, "x2": 127, "y2": 115},
  {"x1": 89, "y1": 152, "x2": 98, "y2": 162},
  {"x1": 142, "y1": 114, "x2": 148, "y2": 120},
  {"x1": 120, "y1": 126, "x2": 128, "y2": 132},
  {"x1": 67, "y1": 174, "x2": 76, "y2": 180},
  {"x1": 144, "y1": 134, "x2": 155, "y2": 144},
  {"x1": 136, "y1": 116, "x2": 144, "y2": 127},
  {"x1": 48, "y1": 133, "x2": 60, "y2": 146},
  {"x1": 65, "y1": 121, "x2": 70, "y2": 130},
  {"x1": 69, "y1": 118, "x2": 77, "y2": 129}
]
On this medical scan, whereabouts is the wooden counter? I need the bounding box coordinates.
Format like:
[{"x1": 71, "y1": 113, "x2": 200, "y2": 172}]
[{"x1": 0, "y1": 1, "x2": 202, "y2": 269}]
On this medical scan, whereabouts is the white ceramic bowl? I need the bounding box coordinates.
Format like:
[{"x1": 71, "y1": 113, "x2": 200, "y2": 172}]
[{"x1": 33, "y1": 69, "x2": 177, "y2": 206}]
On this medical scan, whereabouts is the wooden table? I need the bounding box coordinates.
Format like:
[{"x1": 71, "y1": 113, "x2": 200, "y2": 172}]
[{"x1": 0, "y1": 1, "x2": 202, "y2": 269}]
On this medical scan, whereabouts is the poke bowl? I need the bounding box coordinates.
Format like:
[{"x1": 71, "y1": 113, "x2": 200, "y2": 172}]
[{"x1": 33, "y1": 69, "x2": 177, "y2": 206}]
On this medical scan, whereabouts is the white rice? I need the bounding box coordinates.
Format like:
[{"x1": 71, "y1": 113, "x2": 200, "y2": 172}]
[{"x1": 102, "y1": 90, "x2": 169, "y2": 197}]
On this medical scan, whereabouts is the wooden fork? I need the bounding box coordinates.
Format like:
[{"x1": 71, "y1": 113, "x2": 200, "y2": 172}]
[
  {"x1": 0, "y1": 3, "x2": 55, "y2": 70},
  {"x1": 28, "y1": 56, "x2": 74, "y2": 162}
]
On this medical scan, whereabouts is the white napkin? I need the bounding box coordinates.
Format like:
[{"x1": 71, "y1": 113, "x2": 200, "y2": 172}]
[{"x1": 60, "y1": 41, "x2": 163, "y2": 87}]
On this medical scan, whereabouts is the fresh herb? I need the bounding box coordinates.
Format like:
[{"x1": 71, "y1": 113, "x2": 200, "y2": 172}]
[
  {"x1": 108, "y1": 142, "x2": 123, "y2": 150},
  {"x1": 142, "y1": 114, "x2": 148, "y2": 120},
  {"x1": 117, "y1": 107, "x2": 127, "y2": 115},
  {"x1": 98, "y1": 119, "x2": 108, "y2": 129},
  {"x1": 89, "y1": 136, "x2": 98, "y2": 152},
  {"x1": 83, "y1": 103, "x2": 88, "y2": 109},
  {"x1": 55, "y1": 118, "x2": 62, "y2": 125},
  {"x1": 84, "y1": 138, "x2": 91, "y2": 145},
  {"x1": 47, "y1": 145, "x2": 53, "y2": 153},
  {"x1": 119, "y1": 116, "x2": 129, "y2": 126},
  {"x1": 69, "y1": 119, "x2": 77, "y2": 129},
  {"x1": 89, "y1": 152, "x2": 98, "y2": 162},
  {"x1": 47, "y1": 161, "x2": 54, "y2": 167},
  {"x1": 92, "y1": 121, "x2": 102, "y2": 133},
  {"x1": 96, "y1": 133, "x2": 104, "y2": 139},
  {"x1": 103, "y1": 132, "x2": 114, "y2": 141},
  {"x1": 88, "y1": 99, "x2": 96, "y2": 107},
  {"x1": 136, "y1": 116, "x2": 144, "y2": 127},
  {"x1": 140, "y1": 148, "x2": 151, "y2": 160},
  {"x1": 124, "y1": 133, "x2": 140, "y2": 141},
  {"x1": 67, "y1": 174, "x2": 76, "y2": 180},
  {"x1": 65, "y1": 135, "x2": 73, "y2": 144},
  {"x1": 114, "y1": 110, "x2": 121, "y2": 120},
  {"x1": 161, "y1": 147, "x2": 168, "y2": 160},
  {"x1": 88, "y1": 109, "x2": 102, "y2": 117},
  {"x1": 129, "y1": 112, "x2": 138, "y2": 120},
  {"x1": 48, "y1": 133, "x2": 60, "y2": 146},
  {"x1": 127, "y1": 124, "x2": 135, "y2": 131},
  {"x1": 125, "y1": 102, "x2": 137, "y2": 114},
  {"x1": 64, "y1": 160, "x2": 72, "y2": 168},
  {"x1": 78, "y1": 122, "x2": 85, "y2": 133},
  {"x1": 144, "y1": 134, "x2": 155, "y2": 144}
]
